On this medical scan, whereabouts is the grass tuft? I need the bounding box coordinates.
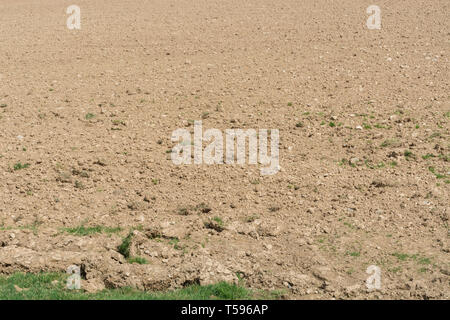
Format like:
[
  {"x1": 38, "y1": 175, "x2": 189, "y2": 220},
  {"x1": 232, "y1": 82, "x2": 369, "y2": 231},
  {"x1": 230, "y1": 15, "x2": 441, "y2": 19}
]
[
  {"x1": 117, "y1": 232, "x2": 133, "y2": 258},
  {"x1": 13, "y1": 162, "x2": 30, "y2": 170},
  {"x1": 63, "y1": 225, "x2": 122, "y2": 236},
  {"x1": 0, "y1": 273, "x2": 279, "y2": 300}
]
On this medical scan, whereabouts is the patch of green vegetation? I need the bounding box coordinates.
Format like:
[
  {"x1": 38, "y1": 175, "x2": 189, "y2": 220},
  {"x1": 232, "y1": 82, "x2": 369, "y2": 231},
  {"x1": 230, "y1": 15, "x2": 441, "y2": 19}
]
[
  {"x1": 346, "y1": 251, "x2": 360, "y2": 257},
  {"x1": 13, "y1": 162, "x2": 30, "y2": 171},
  {"x1": 168, "y1": 238, "x2": 182, "y2": 250},
  {"x1": 422, "y1": 153, "x2": 435, "y2": 160},
  {"x1": 389, "y1": 266, "x2": 402, "y2": 274},
  {"x1": 404, "y1": 150, "x2": 416, "y2": 160},
  {"x1": 85, "y1": 113, "x2": 95, "y2": 120},
  {"x1": 287, "y1": 102, "x2": 293, "y2": 107},
  {"x1": 112, "y1": 119, "x2": 126, "y2": 126},
  {"x1": 329, "y1": 122, "x2": 336, "y2": 127},
  {"x1": 418, "y1": 257, "x2": 431, "y2": 265},
  {"x1": 295, "y1": 121, "x2": 304, "y2": 128},
  {"x1": 62, "y1": 225, "x2": 122, "y2": 236},
  {"x1": 392, "y1": 253, "x2": 433, "y2": 267},
  {"x1": 365, "y1": 160, "x2": 385, "y2": 169},
  {"x1": 428, "y1": 166, "x2": 447, "y2": 179},
  {"x1": 212, "y1": 217, "x2": 224, "y2": 227},
  {"x1": 392, "y1": 253, "x2": 409, "y2": 261},
  {"x1": 0, "y1": 220, "x2": 42, "y2": 235},
  {"x1": 127, "y1": 256, "x2": 148, "y2": 265},
  {"x1": 0, "y1": 273, "x2": 277, "y2": 300},
  {"x1": 204, "y1": 217, "x2": 226, "y2": 232},
  {"x1": 117, "y1": 232, "x2": 134, "y2": 258},
  {"x1": 363, "y1": 123, "x2": 372, "y2": 129}
]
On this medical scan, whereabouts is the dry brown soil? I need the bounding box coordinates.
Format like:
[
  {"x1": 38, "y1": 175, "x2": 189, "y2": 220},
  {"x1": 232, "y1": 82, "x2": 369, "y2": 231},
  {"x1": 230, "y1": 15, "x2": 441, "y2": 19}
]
[{"x1": 0, "y1": 0, "x2": 449, "y2": 299}]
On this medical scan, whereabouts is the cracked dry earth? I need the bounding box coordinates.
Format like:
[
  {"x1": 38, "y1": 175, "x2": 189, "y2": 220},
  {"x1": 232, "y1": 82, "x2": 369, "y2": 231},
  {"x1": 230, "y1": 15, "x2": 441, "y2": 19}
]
[{"x1": 0, "y1": 0, "x2": 449, "y2": 299}]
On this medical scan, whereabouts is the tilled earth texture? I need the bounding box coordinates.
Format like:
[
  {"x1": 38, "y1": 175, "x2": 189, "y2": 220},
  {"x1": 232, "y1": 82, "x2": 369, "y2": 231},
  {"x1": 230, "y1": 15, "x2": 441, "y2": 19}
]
[{"x1": 0, "y1": 0, "x2": 449, "y2": 299}]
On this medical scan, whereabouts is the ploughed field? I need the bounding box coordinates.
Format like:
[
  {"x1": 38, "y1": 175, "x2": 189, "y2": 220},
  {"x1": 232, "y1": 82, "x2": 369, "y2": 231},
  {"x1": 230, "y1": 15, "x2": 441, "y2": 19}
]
[{"x1": 0, "y1": 0, "x2": 448, "y2": 299}]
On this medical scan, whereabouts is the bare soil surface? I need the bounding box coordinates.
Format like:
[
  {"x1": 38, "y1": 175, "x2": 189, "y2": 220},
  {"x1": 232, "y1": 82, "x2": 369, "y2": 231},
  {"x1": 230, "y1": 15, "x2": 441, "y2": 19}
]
[{"x1": 0, "y1": 0, "x2": 449, "y2": 299}]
